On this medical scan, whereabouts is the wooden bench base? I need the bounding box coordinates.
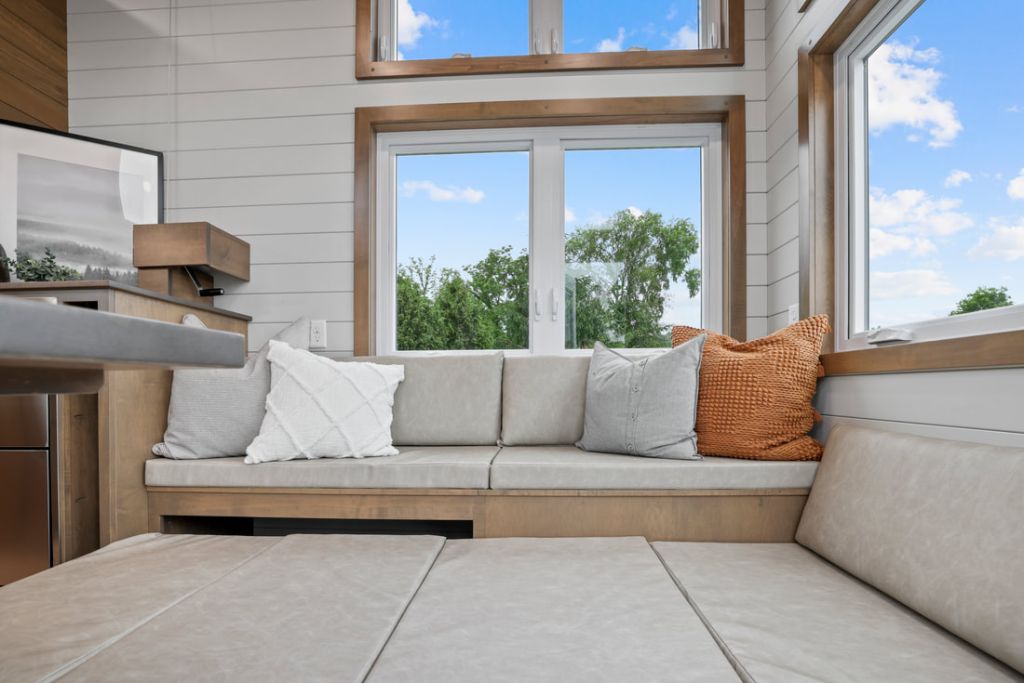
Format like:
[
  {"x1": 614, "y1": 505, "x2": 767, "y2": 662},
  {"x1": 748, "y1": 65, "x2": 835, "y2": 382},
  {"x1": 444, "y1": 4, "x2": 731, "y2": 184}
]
[{"x1": 147, "y1": 487, "x2": 809, "y2": 543}]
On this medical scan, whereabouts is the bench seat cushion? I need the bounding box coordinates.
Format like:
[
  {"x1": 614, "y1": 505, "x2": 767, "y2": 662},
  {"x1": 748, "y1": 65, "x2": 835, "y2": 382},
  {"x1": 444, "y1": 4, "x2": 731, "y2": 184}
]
[
  {"x1": 367, "y1": 537, "x2": 739, "y2": 682},
  {"x1": 0, "y1": 533, "x2": 444, "y2": 682},
  {"x1": 146, "y1": 446, "x2": 499, "y2": 489},
  {"x1": 653, "y1": 542, "x2": 1020, "y2": 682},
  {"x1": 490, "y1": 446, "x2": 818, "y2": 489}
]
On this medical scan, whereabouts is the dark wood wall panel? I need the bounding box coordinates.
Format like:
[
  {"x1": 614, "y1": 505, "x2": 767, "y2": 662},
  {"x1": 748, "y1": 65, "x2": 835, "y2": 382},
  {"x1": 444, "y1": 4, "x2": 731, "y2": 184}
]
[{"x1": 0, "y1": 0, "x2": 67, "y2": 131}]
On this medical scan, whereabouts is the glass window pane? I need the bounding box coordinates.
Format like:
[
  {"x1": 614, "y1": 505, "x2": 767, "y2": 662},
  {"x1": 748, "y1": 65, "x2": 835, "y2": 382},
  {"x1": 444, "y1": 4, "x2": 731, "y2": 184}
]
[
  {"x1": 395, "y1": 151, "x2": 530, "y2": 350},
  {"x1": 564, "y1": 147, "x2": 703, "y2": 349},
  {"x1": 394, "y1": 0, "x2": 528, "y2": 60},
  {"x1": 563, "y1": 0, "x2": 701, "y2": 54},
  {"x1": 865, "y1": 0, "x2": 1023, "y2": 330}
]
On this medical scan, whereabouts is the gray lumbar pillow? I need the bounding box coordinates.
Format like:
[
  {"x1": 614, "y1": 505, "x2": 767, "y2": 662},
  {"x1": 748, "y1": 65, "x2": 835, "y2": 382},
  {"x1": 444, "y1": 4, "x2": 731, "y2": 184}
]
[
  {"x1": 152, "y1": 317, "x2": 311, "y2": 459},
  {"x1": 577, "y1": 335, "x2": 706, "y2": 460}
]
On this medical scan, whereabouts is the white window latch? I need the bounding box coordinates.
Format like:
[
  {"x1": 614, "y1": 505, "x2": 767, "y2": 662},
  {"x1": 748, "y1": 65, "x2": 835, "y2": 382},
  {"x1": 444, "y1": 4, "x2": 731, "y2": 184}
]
[
  {"x1": 550, "y1": 29, "x2": 559, "y2": 54},
  {"x1": 551, "y1": 288, "x2": 559, "y2": 321},
  {"x1": 866, "y1": 327, "x2": 914, "y2": 345},
  {"x1": 534, "y1": 289, "x2": 542, "y2": 321}
]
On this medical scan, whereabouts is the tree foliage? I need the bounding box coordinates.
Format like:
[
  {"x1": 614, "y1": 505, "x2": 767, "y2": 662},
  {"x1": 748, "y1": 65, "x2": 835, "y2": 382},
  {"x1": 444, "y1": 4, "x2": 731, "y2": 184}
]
[
  {"x1": 396, "y1": 209, "x2": 700, "y2": 350},
  {"x1": 949, "y1": 286, "x2": 1013, "y2": 316}
]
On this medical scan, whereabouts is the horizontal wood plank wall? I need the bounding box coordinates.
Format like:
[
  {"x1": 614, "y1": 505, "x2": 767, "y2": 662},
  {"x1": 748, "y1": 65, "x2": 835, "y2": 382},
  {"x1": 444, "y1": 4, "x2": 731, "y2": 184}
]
[
  {"x1": 0, "y1": 0, "x2": 68, "y2": 130},
  {"x1": 66, "y1": 0, "x2": 772, "y2": 352}
]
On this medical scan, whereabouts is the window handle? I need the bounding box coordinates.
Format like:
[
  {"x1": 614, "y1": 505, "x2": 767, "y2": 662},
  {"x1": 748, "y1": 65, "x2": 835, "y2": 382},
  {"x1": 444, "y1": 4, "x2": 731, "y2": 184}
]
[
  {"x1": 551, "y1": 287, "x2": 559, "y2": 321},
  {"x1": 710, "y1": 22, "x2": 718, "y2": 49},
  {"x1": 550, "y1": 29, "x2": 559, "y2": 54},
  {"x1": 533, "y1": 30, "x2": 542, "y2": 55},
  {"x1": 534, "y1": 289, "x2": 542, "y2": 320}
]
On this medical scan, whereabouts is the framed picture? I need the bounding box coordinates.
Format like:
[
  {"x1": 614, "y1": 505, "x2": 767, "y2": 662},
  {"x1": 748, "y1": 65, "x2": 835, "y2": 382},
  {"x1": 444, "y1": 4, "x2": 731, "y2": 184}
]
[{"x1": 0, "y1": 118, "x2": 163, "y2": 284}]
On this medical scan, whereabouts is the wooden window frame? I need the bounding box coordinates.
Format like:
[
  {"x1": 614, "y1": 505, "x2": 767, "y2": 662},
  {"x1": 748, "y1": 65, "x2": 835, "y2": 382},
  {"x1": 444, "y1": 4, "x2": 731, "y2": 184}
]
[
  {"x1": 798, "y1": 0, "x2": 1024, "y2": 375},
  {"x1": 354, "y1": 0, "x2": 745, "y2": 80},
  {"x1": 353, "y1": 96, "x2": 747, "y2": 356}
]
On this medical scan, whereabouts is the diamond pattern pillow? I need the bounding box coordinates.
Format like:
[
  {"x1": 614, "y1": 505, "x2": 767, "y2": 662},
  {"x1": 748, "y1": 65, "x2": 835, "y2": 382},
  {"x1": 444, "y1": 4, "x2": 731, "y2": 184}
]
[{"x1": 244, "y1": 342, "x2": 405, "y2": 464}]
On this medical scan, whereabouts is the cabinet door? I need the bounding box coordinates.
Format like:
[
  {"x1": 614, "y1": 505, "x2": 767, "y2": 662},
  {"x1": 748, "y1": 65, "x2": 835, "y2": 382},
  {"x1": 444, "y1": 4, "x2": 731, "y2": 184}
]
[{"x1": 0, "y1": 450, "x2": 50, "y2": 585}]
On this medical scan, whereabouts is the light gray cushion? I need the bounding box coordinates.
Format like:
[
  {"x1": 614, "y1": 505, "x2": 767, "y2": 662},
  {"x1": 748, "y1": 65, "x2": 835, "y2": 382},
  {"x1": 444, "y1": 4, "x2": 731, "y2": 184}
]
[
  {"x1": 0, "y1": 533, "x2": 278, "y2": 681},
  {"x1": 653, "y1": 542, "x2": 1019, "y2": 682},
  {"x1": 345, "y1": 353, "x2": 503, "y2": 446},
  {"x1": 500, "y1": 355, "x2": 590, "y2": 445},
  {"x1": 491, "y1": 445, "x2": 818, "y2": 490},
  {"x1": 57, "y1": 535, "x2": 444, "y2": 683},
  {"x1": 154, "y1": 317, "x2": 310, "y2": 459},
  {"x1": 577, "y1": 338, "x2": 705, "y2": 460},
  {"x1": 796, "y1": 425, "x2": 1024, "y2": 673},
  {"x1": 146, "y1": 446, "x2": 498, "y2": 489},
  {"x1": 367, "y1": 537, "x2": 739, "y2": 682}
]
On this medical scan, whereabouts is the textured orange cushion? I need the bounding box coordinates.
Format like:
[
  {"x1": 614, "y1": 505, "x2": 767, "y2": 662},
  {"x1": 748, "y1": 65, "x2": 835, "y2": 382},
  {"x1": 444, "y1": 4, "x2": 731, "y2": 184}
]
[{"x1": 671, "y1": 315, "x2": 830, "y2": 461}]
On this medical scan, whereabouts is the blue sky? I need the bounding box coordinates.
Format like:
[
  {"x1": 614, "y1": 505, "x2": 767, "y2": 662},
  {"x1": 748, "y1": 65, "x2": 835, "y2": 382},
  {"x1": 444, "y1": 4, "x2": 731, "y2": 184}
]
[
  {"x1": 394, "y1": 1, "x2": 701, "y2": 59},
  {"x1": 866, "y1": 0, "x2": 1024, "y2": 328}
]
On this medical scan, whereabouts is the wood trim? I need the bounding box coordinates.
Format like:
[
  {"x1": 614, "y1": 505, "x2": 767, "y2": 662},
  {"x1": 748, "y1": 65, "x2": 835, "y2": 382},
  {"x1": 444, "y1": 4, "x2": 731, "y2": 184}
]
[
  {"x1": 0, "y1": 1, "x2": 67, "y2": 131},
  {"x1": 353, "y1": 96, "x2": 747, "y2": 355},
  {"x1": 354, "y1": 0, "x2": 744, "y2": 79},
  {"x1": 797, "y1": 0, "x2": 887, "y2": 356},
  {"x1": 148, "y1": 486, "x2": 809, "y2": 543},
  {"x1": 821, "y1": 330, "x2": 1024, "y2": 376}
]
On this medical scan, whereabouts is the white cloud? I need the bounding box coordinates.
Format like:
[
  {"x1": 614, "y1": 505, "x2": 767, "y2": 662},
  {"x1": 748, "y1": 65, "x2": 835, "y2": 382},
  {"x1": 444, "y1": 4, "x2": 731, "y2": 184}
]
[
  {"x1": 596, "y1": 28, "x2": 625, "y2": 53},
  {"x1": 867, "y1": 41, "x2": 962, "y2": 147},
  {"x1": 626, "y1": 206, "x2": 643, "y2": 218},
  {"x1": 869, "y1": 228, "x2": 936, "y2": 258},
  {"x1": 1008, "y1": 168, "x2": 1024, "y2": 200},
  {"x1": 401, "y1": 180, "x2": 484, "y2": 203},
  {"x1": 968, "y1": 218, "x2": 1024, "y2": 262},
  {"x1": 944, "y1": 169, "x2": 971, "y2": 188},
  {"x1": 869, "y1": 187, "x2": 973, "y2": 237},
  {"x1": 564, "y1": 207, "x2": 576, "y2": 223},
  {"x1": 396, "y1": 0, "x2": 437, "y2": 51},
  {"x1": 1007, "y1": 105, "x2": 1022, "y2": 114},
  {"x1": 668, "y1": 25, "x2": 698, "y2": 50},
  {"x1": 871, "y1": 269, "x2": 957, "y2": 299}
]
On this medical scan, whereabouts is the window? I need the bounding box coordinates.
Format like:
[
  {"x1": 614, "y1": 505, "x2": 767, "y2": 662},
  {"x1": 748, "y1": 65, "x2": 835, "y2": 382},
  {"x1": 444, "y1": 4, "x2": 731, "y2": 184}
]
[
  {"x1": 834, "y1": 0, "x2": 1024, "y2": 351},
  {"x1": 359, "y1": 0, "x2": 741, "y2": 77},
  {"x1": 375, "y1": 124, "x2": 722, "y2": 353}
]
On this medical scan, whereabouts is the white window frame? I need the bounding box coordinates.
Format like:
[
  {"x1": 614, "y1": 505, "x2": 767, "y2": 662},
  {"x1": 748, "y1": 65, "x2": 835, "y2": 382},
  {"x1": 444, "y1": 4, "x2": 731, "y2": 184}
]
[
  {"x1": 375, "y1": 0, "x2": 721, "y2": 60},
  {"x1": 375, "y1": 123, "x2": 723, "y2": 355},
  {"x1": 833, "y1": 0, "x2": 1024, "y2": 351}
]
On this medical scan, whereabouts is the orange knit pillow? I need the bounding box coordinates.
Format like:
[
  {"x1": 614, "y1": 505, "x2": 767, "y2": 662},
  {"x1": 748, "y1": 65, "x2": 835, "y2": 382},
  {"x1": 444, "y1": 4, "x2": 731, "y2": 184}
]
[{"x1": 671, "y1": 315, "x2": 830, "y2": 461}]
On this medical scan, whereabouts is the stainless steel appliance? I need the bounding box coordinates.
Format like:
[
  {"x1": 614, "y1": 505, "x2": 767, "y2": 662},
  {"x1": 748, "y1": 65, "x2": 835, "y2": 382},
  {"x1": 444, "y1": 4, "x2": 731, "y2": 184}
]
[{"x1": 0, "y1": 395, "x2": 56, "y2": 585}]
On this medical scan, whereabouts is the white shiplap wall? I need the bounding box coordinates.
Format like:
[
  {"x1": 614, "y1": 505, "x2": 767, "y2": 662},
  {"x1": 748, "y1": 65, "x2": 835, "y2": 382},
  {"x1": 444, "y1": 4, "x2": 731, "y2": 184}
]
[
  {"x1": 763, "y1": 0, "x2": 1024, "y2": 448},
  {"x1": 67, "y1": 0, "x2": 771, "y2": 353}
]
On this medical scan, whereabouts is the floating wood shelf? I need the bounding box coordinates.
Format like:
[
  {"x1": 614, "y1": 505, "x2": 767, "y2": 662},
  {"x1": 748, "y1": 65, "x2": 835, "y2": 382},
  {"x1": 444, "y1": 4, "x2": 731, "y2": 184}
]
[{"x1": 133, "y1": 222, "x2": 250, "y2": 281}]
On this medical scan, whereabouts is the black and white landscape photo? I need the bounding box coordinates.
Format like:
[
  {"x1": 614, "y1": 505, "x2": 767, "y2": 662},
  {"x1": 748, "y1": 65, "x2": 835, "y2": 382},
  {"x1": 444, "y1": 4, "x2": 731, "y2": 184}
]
[{"x1": 16, "y1": 154, "x2": 148, "y2": 284}]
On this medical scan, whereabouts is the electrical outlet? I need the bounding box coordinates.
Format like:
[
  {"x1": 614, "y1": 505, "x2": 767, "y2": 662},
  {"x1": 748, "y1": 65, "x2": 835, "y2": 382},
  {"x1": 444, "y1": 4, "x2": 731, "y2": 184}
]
[
  {"x1": 310, "y1": 319, "x2": 327, "y2": 350},
  {"x1": 788, "y1": 303, "x2": 800, "y2": 324}
]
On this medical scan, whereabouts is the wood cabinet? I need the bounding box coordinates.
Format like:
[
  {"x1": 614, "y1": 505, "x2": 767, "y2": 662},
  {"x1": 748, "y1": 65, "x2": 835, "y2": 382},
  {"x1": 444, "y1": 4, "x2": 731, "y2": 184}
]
[{"x1": 0, "y1": 281, "x2": 249, "y2": 559}]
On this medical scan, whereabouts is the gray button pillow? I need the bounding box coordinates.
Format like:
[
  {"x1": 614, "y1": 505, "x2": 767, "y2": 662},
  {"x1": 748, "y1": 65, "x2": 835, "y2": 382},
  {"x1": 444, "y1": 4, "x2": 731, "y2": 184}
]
[
  {"x1": 577, "y1": 335, "x2": 706, "y2": 460},
  {"x1": 152, "y1": 317, "x2": 310, "y2": 459}
]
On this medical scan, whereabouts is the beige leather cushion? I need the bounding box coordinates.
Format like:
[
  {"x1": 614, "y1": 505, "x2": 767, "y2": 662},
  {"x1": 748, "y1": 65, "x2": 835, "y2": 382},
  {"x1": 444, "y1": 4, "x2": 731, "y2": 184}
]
[
  {"x1": 146, "y1": 446, "x2": 499, "y2": 489},
  {"x1": 796, "y1": 425, "x2": 1024, "y2": 673},
  {"x1": 500, "y1": 355, "x2": 590, "y2": 445},
  {"x1": 491, "y1": 445, "x2": 818, "y2": 490},
  {"x1": 0, "y1": 534, "x2": 278, "y2": 681},
  {"x1": 345, "y1": 352, "x2": 504, "y2": 446},
  {"x1": 654, "y1": 542, "x2": 1019, "y2": 682},
  {"x1": 368, "y1": 537, "x2": 739, "y2": 682},
  {"x1": 60, "y1": 534, "x2": 444, "y2": 683}
]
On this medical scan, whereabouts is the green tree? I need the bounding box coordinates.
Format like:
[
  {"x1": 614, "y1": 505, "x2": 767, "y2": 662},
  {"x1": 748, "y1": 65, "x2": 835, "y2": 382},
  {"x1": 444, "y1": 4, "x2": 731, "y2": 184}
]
[
  {"x1": 2, "y1": 248, "x2": 80, "y2": 282},
  {"x1": 949, "y1": 286, "x2": 1014, "y2": 316},
  {"x1": 466, "y1": 245, "x2": 529, "y2": 348},
  {"x1": 434, "y1": 270, "x2": 495, "y2": 349},
  {"x1": 396, "y1": 262, "x2": 442, "y2": 350},
  {"x1": 565, "y1": 209, "x2": 700, "y2": 347}
]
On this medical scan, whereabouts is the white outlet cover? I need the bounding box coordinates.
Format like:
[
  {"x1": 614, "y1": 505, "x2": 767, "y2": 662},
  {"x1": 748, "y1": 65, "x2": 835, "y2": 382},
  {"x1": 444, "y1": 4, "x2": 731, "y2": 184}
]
[
  {"x1": 310, "y1": 320, "x2": 327, "y2": 350},
  {"x1": 787, "y1": 304, "x2": 800, "y2": 324}
]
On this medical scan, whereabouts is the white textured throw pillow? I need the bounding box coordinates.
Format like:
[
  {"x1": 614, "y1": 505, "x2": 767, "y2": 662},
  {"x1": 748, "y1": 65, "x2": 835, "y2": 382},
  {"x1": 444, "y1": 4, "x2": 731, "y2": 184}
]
[
  {"x1": 152, "y1": 317, "x2": 311, "y2": 459},
  {"x1": 244, "y1": 342, "x2": 405, "y2": 464}
]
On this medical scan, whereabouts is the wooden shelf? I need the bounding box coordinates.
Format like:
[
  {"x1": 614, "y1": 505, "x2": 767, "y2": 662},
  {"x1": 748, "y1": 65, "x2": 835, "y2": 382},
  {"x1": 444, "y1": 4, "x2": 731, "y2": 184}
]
[{"x1": 133, "y1": 222, "x2": 250, "y2": 281}]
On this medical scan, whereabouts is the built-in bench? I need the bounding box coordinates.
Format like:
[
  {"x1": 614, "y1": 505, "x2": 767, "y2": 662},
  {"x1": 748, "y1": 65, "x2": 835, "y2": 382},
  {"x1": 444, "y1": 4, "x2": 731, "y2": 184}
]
[{"x1": 145, "y1": 352, "x2": 816, "y2": 542}]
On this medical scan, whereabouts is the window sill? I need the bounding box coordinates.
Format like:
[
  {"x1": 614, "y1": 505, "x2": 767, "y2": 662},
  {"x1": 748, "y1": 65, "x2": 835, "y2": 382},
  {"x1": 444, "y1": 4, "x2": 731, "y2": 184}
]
[
  {"x1": 355, "y1": 48, "x2": 745, "y2": 80},
  {"x1": 820, "y1": 329, "x2": 1024, "y2": 376}
]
